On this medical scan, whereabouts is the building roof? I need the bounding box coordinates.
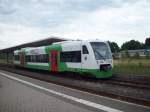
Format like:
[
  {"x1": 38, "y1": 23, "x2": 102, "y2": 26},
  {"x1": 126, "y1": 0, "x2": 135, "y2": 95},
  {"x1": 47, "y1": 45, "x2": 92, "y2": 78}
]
[
  {"x1": 0, "y1": 36, "x2": 68, "y2": 53},
  {"x1": 120, "y1": 49, "x2": 149, "y2": 53}
]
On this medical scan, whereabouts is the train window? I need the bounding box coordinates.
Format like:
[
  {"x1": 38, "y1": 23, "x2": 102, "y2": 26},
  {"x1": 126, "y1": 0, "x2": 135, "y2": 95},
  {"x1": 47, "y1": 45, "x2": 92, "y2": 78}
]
[
  {"x1": 25, "y1": 54, "x2": 49, "y2": 63},
  {"x1": 82, "y1": 45, "x2": 89, "y2": 54},
  {"x1": 14, "y1": 55, "x2": 19, "y2": 61},
  {"x1": 90, "y1": 42, "x2": 112, "y2": 60},
  {"x1": 60, "y1": 51, "x2": 81, "y2": 62},
  {"x1": 14, "y1": 55, "x2": 16, "y2": 60},
  {"x1": 25, "y1": 55, "x2": 29, "y2": 62}
]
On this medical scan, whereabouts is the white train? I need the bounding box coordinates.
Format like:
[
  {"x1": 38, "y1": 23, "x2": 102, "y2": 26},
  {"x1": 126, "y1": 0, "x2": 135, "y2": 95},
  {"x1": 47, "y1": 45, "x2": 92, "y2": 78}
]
[{"x1": 14, "y1": 40, "x2": 113, "y2": 78}]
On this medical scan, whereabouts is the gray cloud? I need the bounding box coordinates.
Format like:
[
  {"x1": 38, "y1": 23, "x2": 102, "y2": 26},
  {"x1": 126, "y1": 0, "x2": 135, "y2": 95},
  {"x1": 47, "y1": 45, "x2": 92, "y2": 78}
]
[
  {"x1": 0, "y1": 0, "x2": 131, "y2": 27},
  {"x1": 0, "y1": 0, "x2": 149, "y2": 49}
]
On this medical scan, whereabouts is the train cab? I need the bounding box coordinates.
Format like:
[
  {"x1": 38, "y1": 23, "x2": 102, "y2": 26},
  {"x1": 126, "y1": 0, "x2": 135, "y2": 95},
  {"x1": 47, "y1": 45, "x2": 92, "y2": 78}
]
[{"x1": 81, "y1": 40, "x2": 113, "y2": 78}]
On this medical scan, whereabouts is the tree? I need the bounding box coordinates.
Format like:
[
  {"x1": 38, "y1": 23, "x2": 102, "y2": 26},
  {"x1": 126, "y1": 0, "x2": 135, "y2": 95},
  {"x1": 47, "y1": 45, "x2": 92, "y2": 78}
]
[
  {"x1": 145, "y1": 37, "x2": 150, "y2": 49},
  {"x1": 108, "y1": 41, "x2": 120, "y2": 53},
  {"x1": 121, "y1": 40, "x2": 143, "y2": 50}
]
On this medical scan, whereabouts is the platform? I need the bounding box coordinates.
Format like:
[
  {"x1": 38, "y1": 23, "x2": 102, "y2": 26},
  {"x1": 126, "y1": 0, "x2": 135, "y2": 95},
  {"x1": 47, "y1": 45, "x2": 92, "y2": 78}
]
[{"x1": 0, "y1": 70, "x2": 149, "y2": 112}]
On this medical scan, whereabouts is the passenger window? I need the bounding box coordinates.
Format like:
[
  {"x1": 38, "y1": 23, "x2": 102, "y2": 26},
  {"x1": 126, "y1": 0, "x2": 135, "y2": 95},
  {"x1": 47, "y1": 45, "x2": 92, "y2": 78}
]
[
  {"x1": 25, "y1": 54, "x2": 49, "y2": 63},
  {"x1": 60, "y1": 51, "x2": 81, "y2": 62},
  {"x1": 82, "y1": 45, "x2": 89, "y2": 54}
]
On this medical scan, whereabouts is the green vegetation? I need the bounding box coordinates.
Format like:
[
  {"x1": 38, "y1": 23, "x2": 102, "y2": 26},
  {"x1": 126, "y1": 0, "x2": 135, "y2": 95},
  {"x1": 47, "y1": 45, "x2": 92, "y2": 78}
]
[
  {"x1": 108, "y1": 37, "x2": 150, "y2": 52},
  {"x1": 121, "y1": 40, "x2": 144, "y2": 50},
  {"x1": 109, "y1": 37, "x2": 150, "y2": 75},
  {"x1": 108, "y1": 41, "x2": 120, "y2": 53},
  {"x1": 113, "y1": 58, "x2": 150, "y2": 75}
]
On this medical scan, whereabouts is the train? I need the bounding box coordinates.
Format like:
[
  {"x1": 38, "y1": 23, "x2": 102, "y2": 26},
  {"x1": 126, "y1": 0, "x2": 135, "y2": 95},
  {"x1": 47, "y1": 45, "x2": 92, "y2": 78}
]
[{"x1": 13, "y1": 40, "x2": 113, "y2": 78}]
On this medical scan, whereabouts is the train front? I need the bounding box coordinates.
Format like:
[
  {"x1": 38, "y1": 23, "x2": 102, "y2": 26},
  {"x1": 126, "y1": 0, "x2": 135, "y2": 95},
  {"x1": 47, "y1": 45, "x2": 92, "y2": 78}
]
[{"x1": 90, "y1": 41, "x2": 113, "y2": 78}]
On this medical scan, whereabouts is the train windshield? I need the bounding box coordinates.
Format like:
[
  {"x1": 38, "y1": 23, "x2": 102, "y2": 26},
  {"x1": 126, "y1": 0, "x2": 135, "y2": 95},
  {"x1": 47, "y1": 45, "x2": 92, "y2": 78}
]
[{"x1": 90, "y1": 42, "x2": 112, "y2": 60}]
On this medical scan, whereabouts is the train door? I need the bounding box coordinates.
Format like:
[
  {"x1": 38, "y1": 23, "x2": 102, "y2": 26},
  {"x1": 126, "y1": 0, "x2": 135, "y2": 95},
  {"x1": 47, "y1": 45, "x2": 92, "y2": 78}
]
[
  {"x1": 50, "y1": 51, "x2": 58, "y2": 72},
  {"x1": 20, "y1": 52, "x2": 25, "y2": 66},
  {"x1": 82, "y1": 44, "x2": 90, "y2": 69}
]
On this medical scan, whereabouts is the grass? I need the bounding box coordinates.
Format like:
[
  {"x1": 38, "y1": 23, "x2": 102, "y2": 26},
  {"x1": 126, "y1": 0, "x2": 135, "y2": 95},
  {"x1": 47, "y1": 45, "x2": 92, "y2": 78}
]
[{"x1": 113, "y1": 58, "x2": 150, "y2": 75}]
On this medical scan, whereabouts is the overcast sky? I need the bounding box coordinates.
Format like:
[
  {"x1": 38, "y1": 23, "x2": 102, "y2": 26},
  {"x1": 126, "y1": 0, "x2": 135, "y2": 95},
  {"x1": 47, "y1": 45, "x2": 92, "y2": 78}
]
[{"x1": 0, "y1": 0, "x2": 150, "y2": 49}]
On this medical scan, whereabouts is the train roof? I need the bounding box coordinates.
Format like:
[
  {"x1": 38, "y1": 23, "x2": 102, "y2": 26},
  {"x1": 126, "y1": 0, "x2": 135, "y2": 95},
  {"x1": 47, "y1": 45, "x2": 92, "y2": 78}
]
[
  {"x1": 52, "y1": 40, "x2": 107, "y2": 45},
  {"x1": 0, "y1": 37, "x2": 68, "y2": 53}
]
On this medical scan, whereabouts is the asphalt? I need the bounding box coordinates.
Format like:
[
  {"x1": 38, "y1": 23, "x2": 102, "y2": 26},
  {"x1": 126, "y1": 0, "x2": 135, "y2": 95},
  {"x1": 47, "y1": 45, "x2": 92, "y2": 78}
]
[{"x1": 0, "y1": 70, "x2": 150, "y2": 112}]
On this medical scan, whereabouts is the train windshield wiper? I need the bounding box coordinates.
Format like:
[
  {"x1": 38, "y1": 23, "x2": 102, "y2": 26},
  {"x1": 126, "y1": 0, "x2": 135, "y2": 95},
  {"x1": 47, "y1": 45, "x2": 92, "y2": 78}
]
[{"x1": 95, "y1": 49, "x2": 106, "y2": 60}]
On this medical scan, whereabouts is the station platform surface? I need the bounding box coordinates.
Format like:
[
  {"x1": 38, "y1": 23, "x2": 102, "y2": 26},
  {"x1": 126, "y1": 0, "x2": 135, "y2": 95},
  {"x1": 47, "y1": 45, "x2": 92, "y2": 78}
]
[{"x1": 0, "y1": 70, "x2": 149, "y2": 112}]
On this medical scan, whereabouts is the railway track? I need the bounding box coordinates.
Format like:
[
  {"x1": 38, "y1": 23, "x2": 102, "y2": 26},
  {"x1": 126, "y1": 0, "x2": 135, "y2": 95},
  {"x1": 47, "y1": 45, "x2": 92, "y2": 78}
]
[
  {"x1": 103, "y1": 79, "x2": 150, "y2": 90},
  {"x1": 99, "y1": 74, "x2": 150, "y2": 90},
  {"x1": 0, "y1": 64, "x2": 150, "y2": 91},
  {"x1": 0, "y1": 64, "x2": 150, "y2": 107},
  {"x1": 112, "y1": 74, "x2": 150, "y2": 85}
]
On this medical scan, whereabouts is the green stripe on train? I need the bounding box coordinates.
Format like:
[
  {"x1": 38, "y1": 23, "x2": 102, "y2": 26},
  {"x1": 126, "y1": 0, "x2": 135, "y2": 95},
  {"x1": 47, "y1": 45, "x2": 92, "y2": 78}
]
[
  {"x1": 25, "y1": 63, "x2": 49, "y2": 70},
  {"x1": 63, "y1": 67, "x2": 112, "y2": 78},
  {"x1": 45, "y1": 44, "x2": 68, "y2": 72}
]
